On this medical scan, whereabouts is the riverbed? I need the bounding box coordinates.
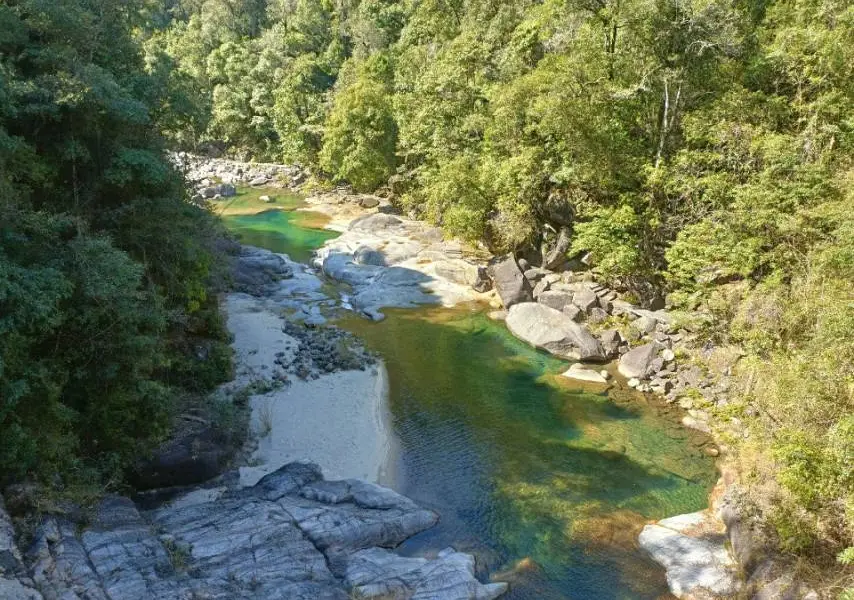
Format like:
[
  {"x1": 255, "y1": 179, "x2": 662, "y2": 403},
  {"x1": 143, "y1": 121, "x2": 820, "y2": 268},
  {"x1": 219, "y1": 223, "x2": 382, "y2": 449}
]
[{"x1": 223, "y1": 191, "x2": 718, "y2": 600}]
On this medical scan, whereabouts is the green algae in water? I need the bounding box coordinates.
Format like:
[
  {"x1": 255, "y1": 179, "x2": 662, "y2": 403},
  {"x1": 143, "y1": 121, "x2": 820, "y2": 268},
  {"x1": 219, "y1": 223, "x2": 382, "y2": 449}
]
[
  {"x1": 342, "y1": 306, "x2": 718, "y2": 600},
  {"x1": 221, "y1": 191, "x2": 337, "y2": 263}
]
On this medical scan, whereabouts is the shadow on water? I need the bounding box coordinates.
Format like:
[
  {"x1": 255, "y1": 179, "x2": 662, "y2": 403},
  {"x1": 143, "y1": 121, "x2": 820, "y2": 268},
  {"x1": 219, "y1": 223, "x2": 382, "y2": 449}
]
[{"x1": 342, "y1": 306, "x2": 717, "y2": 600}]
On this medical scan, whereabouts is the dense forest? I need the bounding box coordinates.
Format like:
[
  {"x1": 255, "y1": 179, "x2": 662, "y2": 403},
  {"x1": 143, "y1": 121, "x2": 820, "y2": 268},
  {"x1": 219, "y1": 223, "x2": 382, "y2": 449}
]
[{"x1": 1, "y1": 0, "x2": 852, "y2": 591}]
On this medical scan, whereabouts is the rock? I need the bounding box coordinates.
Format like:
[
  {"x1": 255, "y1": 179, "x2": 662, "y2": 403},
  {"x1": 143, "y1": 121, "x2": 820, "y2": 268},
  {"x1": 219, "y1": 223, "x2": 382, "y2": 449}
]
[
  {"x1": 216, "y1": 183, "x2": 236, "y2": 197},
  {"x1": 561, "y1": 304, "x2": 583, "y2": 322},
  {"x1": 354, "y1": 246, "x2": 386, "y2": 266},
  {"x1": 628, "y1": 377, "x2": 641, "y2": 388},
  {"x1": 531, "y1": 277, "x2": 551, "y2": 299},
  {"x1": 358, "y1": 196, "x2": 380, "y2": 209},
  {"x1": 488, "y1": 310, "x2": 507, "y2": 321},
  {"x1": 433, "y1": 259, "x2": 480, "y2": 287},
  {"x1": 537, "y1": 290, "x2": 573, "y2": 311},
  {"x1": 661, "y1": 348, "x2": 676, "y2": 362},
  {"x1": 489, "y1": 256, "x2": 533, "y2": 308},
  {"x1": 260, "y1": 194, "x2": 273, "y2": 202},
  {"x1": 506, "y1": 303, "x2": 605, "y2": 361},
  {"x1": 523, "y1": 268, "x2": 549, "y2": 283},
  {"x1": 599, "y1": 329, "x2": 622, "y2": 358},
  {"x1": 588, "y1": 307, "x2": 609, "y2": 324},
  {"x1": 233, "y1": 246, "x2": 294, "y2": 295},
  {"x1": 129, "y1": 418, "x2": 233, "y2": 489},
  {"x1": 571, "y1": 288, "x2": 600, "y2": 313},
  {"x1": 473, "y1": 266, "x2": 492, "y2": 293},
  {"x1": 201, "y1": 186, "x2": 217, "y2": 199},
  {"x1": 344, "y1": 547, "x2": 507, "y2": 600},
  {"x1": 618, "y1": 343, "x2": 658, "y2": 379},
  {"x1": 23, "y1": 463, "x2": 503, "y2": 600},
  {"x1": 639, "y1": 512, "x2": 740, "y2": 599},
  {"x1": 631, "y1": 315, "x2": 658, "y2": 335},
  {"x1": 249, "y1": 176, "x2": 269, "y2": 186},
  {"x1": 562, "y1": 363, "x2": 609, "y2": 385}
]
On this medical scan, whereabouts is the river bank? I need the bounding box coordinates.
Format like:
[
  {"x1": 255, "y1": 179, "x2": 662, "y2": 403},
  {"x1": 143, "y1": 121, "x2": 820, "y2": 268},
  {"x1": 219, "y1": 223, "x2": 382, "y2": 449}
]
[{"x1": 188, "y1": 154, "x2": 813, "y2": 599}]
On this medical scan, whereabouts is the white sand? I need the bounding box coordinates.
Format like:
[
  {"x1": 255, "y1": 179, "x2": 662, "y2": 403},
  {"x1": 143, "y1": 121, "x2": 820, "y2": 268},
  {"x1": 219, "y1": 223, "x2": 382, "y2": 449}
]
[{"x1": 223, "y1": 293, "x2": 397, "y2": 488}]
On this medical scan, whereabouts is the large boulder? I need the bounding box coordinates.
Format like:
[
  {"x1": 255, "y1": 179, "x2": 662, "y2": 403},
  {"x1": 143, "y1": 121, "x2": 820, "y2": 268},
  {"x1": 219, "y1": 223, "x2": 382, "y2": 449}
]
[
  {"x1": 618, "y1": 343, "x2": 658, "y2": 379},
  {"x1": 506, "y1": 303, "x2": 605, "y2": 361},
  {"x1": 489, "y1": 256, "x2": 532, "y2": 308}
]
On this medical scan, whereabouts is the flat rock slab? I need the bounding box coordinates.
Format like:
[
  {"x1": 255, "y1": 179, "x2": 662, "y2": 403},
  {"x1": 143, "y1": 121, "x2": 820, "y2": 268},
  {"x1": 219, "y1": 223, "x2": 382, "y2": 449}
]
[
  {"x1": 639, "y1": 511, "x2": 740, "y2": 599},
  {"x1": 23, "y1": 463, "x2": 505, "y2": 600},
  {"x1": 506, "y1": 303, "x2": 605, "y2": 361}
]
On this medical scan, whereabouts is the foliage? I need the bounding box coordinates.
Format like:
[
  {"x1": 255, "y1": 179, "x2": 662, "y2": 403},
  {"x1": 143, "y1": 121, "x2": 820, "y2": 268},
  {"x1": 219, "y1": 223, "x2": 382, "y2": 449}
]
[{"x1": 0, "y1": 0, "x2": 231, "y2": 489}]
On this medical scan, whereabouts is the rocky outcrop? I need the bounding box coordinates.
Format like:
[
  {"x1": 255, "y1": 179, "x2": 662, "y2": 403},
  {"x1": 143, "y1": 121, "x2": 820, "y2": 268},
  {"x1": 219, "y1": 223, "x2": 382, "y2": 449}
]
[
  {"x1": 314, "y1": 213, "x2": 490, "y2": 319},
  {"x1": 19, "y1": 463, "x2": 507, "y2": 600},
  {"x1": 639, "y1": 511, "x2": 740, "y2": 599},
  {"x1": 489, "y1": 256, "x2": 532, "y2": 308},
  {"x1": 233, "y1": 245, "x2": 294, "y2": 296},
  {"x1": 505, "y1": 303, "x2": 605, "y2": 361},
  {"x1": 173, "y1": 152, "x2": 307, "y2": 199}
]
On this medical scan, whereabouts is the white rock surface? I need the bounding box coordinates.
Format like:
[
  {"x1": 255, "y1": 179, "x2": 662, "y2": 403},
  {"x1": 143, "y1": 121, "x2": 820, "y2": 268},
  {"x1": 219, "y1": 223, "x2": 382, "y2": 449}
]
[
  {"x1": 639, "y1": 511, "x2": 740, "y2": 599},
  {"x1": 561, "y1": 363, "x2": 609, "y2": 384}
]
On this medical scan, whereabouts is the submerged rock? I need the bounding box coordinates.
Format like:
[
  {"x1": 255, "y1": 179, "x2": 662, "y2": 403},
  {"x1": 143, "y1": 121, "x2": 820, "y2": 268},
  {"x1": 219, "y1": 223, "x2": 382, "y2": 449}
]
[
  {"x1": 562, "y1": 363, "x2": 609, "y2": 384},
  {"x1": 21, "y1": 462, "x2": 504, "y2": 600},
  {"x1": 506, "y1": 303, "x2": 604, "y2": 361}
]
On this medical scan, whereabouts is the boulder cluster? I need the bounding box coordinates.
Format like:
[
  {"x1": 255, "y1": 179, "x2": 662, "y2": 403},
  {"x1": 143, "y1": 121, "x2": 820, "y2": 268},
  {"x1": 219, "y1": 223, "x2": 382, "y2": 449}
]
[
  {"x1": 171, "y1": 152, "x2": 307, "y2": 202},
  {"x1": 488, "y1": 254, "x2": 738, "y2": 436}
]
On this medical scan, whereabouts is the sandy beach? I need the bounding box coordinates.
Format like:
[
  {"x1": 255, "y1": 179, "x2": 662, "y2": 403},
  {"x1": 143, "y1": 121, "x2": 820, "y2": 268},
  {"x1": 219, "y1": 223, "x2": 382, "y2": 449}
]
[{"x1": 222, "y1": 293, "x2": 398, "y2": 488}]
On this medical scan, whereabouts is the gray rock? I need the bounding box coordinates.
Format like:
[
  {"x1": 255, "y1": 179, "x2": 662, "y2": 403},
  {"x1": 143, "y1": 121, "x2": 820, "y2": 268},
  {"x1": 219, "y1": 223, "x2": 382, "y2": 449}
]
[
  {"x1": 561, "y1": 304, "x2": 583, "y2": 322},
  {"x1": 344, "y1": 547, "x2": 507, "y2": 600},
  {"x1": 233, "y1": 246, "x2": 294, "y2": 295},
  {"x1": 250, "y1": 176, "x2": 269, "y2": 186},
  {"x1": 588, "y1": 307, "x2": 609, "y2": 324},
  {"x1": 472, "y1": 266, "x2": 492, "y2": 293},
  {"x1": 354, "y1": 246, "x2": 386, "y2": 266},
  {"x1": 631, "y1": 315, "x2": 658, "y2": 335},
  {"x1": 571, "y1": 288, "x2": 600, "y2": 313},
  {"x1": 358, "y1": 197, "x2": 380, "y2": 209},
  {"x1": 489, "y1": 256, "x2": 532, "y2": 308},
  {"x1": 531, "y1": 278, "x2": 551, "y2": 299},
  {"x1": 434, "y1": 260, "x2": 479, "y2": 287},
  {"x1": 537, "y1": 290, "x2": 573, "y2": 311},
  {"x1": 506, "y1": 303, "x2": 604, "y2": 361},
  {"x1": 23, "y1": 463, "x2": 502, "y2": 600},
  {"x1": 216, "y1": 183, "x2": 236, "y2": 197},
  {"x1": 618, "y1": 343, "x2": 658, "y2": 379}
]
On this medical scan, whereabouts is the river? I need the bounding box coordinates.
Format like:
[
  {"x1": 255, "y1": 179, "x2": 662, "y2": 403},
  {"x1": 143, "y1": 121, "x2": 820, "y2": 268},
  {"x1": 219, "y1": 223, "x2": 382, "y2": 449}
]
[{"x1": 223, "y1": 191, "x2": 718, "y2": 600}]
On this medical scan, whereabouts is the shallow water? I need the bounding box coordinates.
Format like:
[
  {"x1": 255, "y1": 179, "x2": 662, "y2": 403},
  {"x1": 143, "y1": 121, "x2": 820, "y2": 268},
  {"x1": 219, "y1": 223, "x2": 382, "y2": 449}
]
[
  {"x1": 223, "y1": 204, "x2": 718, "y2": 600},
  {"x1": 343, "y1": 307, "x2": 716, "y2": 600}
]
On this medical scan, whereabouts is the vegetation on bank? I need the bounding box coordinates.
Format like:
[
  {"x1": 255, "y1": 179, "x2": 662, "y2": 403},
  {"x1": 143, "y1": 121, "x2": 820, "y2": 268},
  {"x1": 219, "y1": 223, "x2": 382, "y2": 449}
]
[
  {"x1": 144, "y1": 0, "x2": 852, "y2": 583},
  {"x1": 0, "y1": 1, "x2": 233, "y2": 494}
]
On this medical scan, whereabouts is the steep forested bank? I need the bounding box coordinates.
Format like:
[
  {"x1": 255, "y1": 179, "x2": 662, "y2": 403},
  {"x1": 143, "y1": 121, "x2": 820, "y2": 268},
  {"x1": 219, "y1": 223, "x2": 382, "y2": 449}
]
[
  {"x1": 0, "y1": 1, "x2": 232, "y2": 494},
  {"x1": 144, "y1": 0, "x2": 853, "y2": 585}
]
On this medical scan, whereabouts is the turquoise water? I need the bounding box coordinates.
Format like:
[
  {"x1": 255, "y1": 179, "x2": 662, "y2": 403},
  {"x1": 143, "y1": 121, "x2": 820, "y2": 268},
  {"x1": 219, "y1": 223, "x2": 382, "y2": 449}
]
[
  {"x1": 224, "y1": 206, "x2": 718, "y2": 599},
  {"x1": 223, "y1": 203, "x2": 337, "y2": 263}
]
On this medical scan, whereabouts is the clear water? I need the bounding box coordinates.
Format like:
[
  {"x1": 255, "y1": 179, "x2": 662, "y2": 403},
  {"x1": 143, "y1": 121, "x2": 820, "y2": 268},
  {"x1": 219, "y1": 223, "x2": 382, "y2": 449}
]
[
  {"x1": 223, "y1": 202, "x2": 718, "y2": 600},
  {"x1": 222, "y1": 194, "x2": 337, "y2": 263}
]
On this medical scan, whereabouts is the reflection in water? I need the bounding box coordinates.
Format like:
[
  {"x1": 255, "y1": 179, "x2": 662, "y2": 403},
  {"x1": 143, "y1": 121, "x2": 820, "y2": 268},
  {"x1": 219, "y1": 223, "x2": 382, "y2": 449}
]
[{"x1": 343, "y1": 307, "x2": 717, "y2": 600}]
